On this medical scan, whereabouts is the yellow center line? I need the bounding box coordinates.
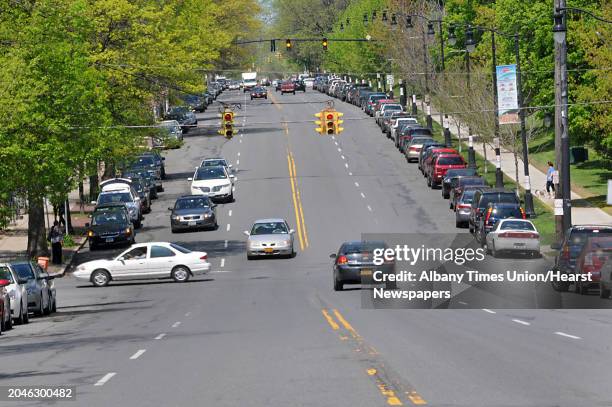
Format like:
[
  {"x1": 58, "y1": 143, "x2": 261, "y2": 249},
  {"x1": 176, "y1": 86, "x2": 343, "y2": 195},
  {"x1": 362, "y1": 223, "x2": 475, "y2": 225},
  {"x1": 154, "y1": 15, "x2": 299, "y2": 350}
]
[
  {"x1": 269, "y1": 91, "x2": 282, "y2": 110},
  {"x1": 332, "y1": 309, "x2": 360, "y2": 338},
  {"x1": 287, "y1": 153, "x2": 305, "y2": 251},
  {"x1": 321, "y1": 309, "x2": 339, "y2": 330},
  {"x1": 290, "y1": 152, "x2": 309, "y2": 248},
  {"x1": 407, "y1": 391, "x2": 427, "y2": 405}
]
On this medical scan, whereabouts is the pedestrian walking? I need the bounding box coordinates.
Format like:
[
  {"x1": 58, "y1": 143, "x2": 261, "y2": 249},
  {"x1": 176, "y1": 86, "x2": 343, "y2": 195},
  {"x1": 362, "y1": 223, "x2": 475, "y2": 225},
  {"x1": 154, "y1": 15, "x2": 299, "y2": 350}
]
[
  {"x1": 48, "y1": 221, "x2": 63, "y2": 265},
  {"x1": 546, "y1": 161, "x2": 556, "y2": 199}
]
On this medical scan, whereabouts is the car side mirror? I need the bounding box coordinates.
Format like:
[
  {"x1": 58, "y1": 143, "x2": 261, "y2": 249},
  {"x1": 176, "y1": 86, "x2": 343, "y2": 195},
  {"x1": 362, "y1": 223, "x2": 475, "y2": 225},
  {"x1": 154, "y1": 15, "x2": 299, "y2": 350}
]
[
  {"x1": 550, "y1": 243, "x2": 561, "y2": 250},
  {"x1": 329, "y1": 253, "x2": 337, "y2": 259},
  {"x1": 168, "y1": 207, "x2": 173, "y2": 211},
  {"x1": 85, "y1": 222, "x2": 90, "y2": 228},
  {"x1": 229, "y1": 175, "x2": 235, "y2": 179},
  {"x1": 228, "y1": 164, "x2": 233, "y2": 168},
  {"x1": 187, "y1": 177, "x2": 193, "y2": 181},
  {"x1": 243, "y1": 231, "x2": 250, "y2": 236},
  {"x1": 289, "y1": 229, "x2": 295, "y2": 234},
  {"x1": 90, "y1": 201, "x2": 97, "y2": 205},
  {"x1": 117, "y1": 257, "x2": 125, "y2": 262},
  {"x1": 17, "y1": 278, "x2": 29, "y2": 285}
]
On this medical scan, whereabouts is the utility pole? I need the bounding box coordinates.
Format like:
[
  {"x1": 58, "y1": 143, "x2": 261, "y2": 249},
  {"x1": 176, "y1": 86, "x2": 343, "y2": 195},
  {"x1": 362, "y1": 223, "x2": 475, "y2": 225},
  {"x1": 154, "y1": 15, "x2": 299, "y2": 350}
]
[
  {"x1": 553, "y1": 0, "x2": 571, "y2": 241},
  {"x1": 491, "y1": 32, "x2": 504, "y2": 188}
]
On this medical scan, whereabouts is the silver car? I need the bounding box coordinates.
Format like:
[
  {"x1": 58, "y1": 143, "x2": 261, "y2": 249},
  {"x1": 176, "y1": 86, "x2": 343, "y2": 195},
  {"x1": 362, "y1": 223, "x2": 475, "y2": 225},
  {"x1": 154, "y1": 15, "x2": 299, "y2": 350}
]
[
  {"x1": 9, "y1": 261, "x2": 56, "y2": 316},
  {"x1": 485, "y1": 219, "x2": 540, "y2": 258},
  {"x1": 0, "y1": 263, "x2": 29, "y2": 324},
  {"x1": 244, "y1": 219, "x2": 295, "y2": 259}
]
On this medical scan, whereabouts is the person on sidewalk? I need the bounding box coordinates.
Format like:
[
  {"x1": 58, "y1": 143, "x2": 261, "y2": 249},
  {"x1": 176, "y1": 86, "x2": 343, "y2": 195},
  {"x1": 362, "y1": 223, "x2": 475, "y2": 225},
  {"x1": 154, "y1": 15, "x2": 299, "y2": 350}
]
[
  {"x1": 48, "y1": 221, "x2": 64, "y2": 265},
  {"x1": 546, "y1": 161, "x2": 556, "y2": 199}
]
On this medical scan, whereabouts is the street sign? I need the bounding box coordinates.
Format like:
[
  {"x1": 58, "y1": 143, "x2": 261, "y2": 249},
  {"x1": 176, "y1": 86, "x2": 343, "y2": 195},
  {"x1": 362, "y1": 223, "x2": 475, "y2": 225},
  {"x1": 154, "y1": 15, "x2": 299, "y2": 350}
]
[{"x1": 386, "y1": 74, "x2": 394, "y2": 86}]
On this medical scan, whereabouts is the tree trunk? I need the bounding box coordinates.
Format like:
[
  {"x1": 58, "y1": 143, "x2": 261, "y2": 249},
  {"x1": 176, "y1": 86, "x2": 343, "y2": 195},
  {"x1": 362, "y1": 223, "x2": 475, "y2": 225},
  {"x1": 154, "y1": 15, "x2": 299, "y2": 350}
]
[
  {"x1": 89, "y1": 173, "x2": 98, "y2": 202},
  {"x1": 65, "y1": 199, "x2": 73, "y2": 235},
  {"x1": 27, "y1": 194, "x2": 49, "y2": 258},
  {"x1": 514, "y1": 149, "x2": 520, "y2": 195}
]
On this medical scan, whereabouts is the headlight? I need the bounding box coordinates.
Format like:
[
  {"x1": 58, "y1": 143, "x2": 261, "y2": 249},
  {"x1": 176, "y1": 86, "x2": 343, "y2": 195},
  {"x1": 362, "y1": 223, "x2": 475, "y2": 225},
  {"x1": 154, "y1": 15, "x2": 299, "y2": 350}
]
[
  {"x1": 87, "y1": 230, "x2": 95, "y2": 237},
  {"x1": 128, "y1": 207, "x2": 136, "y2": 214},
  {"x1": 203, "y1": 213, "x2": 212, "y2": 218},
  {"x1": 171, "y1": 215, "x2": 179, "y2": 220},
  {"x1": 8, "y1": 289, "x2": 15, "y2": 300}
]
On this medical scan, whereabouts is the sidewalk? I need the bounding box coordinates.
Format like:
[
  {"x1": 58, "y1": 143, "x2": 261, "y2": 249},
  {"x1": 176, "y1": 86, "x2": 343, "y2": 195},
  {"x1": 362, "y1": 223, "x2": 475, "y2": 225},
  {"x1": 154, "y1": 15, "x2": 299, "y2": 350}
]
[{"x1": 418, "y1": 101, "x2": 611, "y2": 225}]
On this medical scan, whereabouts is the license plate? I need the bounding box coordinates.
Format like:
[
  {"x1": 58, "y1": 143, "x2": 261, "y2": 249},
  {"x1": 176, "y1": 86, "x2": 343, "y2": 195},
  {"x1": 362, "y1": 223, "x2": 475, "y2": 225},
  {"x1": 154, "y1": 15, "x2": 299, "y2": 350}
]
[
  {"x1": 514, "y1": 243, "x2": 525, "y2": 247},
  {"x1": 188, "y1": 221, "x2": 196, "y2": 226},
  {"x1": 105, "y1": 237, "x2": 114, "y2": 243},
  {"x1": 361, "y1": 269, "x2": 373, "y2": 276},
  {"x1": 264, "y1": 248, "x2": 274, "y2": 253}
]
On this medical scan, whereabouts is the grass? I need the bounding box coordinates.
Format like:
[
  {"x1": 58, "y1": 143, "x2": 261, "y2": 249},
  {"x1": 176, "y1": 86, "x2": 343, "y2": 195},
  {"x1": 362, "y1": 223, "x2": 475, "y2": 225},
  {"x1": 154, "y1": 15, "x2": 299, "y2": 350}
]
[
  {"x1": 528, "y1": 129, "x2": 611, "y2": 214},
  {"x1": 414, "y1": 113, "x2": 557, "y2": 245}
]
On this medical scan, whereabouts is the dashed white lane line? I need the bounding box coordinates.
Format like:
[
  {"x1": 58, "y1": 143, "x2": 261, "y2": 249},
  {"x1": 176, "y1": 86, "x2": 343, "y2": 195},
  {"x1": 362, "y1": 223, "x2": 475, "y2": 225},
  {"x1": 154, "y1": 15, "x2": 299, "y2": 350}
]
[
  {"x1": 337, "y1": 148, "x2": 342, "y2": 152},
  {"x1": 129, "y1": 349, "x2": 146, "y2": 360},
  {"x1": 512, "y1": 319, "x2": 531, "y2": 326},
  {"x1": 154, "y1": 333, "x2": 166, "y2": 340},
  {"x1": 236, "y1": 159, "x2": 240, "y2": 165},
  {"x1": 341, "y1": 155, "x2": 345, "y2": 160},
  {"x1": 239, "y1": 139, "x2": 242, "y2": 143},
  {"x1": 226, "y1": 224, "x2": 231, "y2": 232},
  {"x1": 224, "y1": 239, "x2": 228, "y2": 249},
  {"x1": 213, "y1": 270, "x2": 232, "y2": 273},
  {"x1": 360, "y1": 192, "x2": 366, "y2": 198},
  {"x1": 94, "y1": 372, "x2": 116, "y2": 386},
  {"x1": 354, "y1": 182, "x2": 360, "y2": 187},
  {"x1": 458, "y1": 301, "x2": 468, "y2": 305},
  {"x1": 344, "y1": 163, "x2": 349, "y2": 168},
  {"x1": 228, "y1": 210, "x2": 232, "y2": 217},
  {"x1": 237, "y1": 152, "x2": 241, "y2": 156},
  {"x1": 172, "y1": 321, "x2": 181, "y2": 328},
  {"x1": 555, "y1": 331, "x2": 581, "y2": 340},
  {"x1": 348, "y1": 172, "x2": 353, "y2": 176},
  {"x1": 367, "y1": 205, "x2": 373, "y2": 212},
  {"x1": 185, "y1": 312, "x2": 191, "y2": 317},
  {"x1": 482, "y1": 308, "x2": 496, "y2": 314},
  {"x1": 220, "y1": 258, "x2": 225, "y2": 268}
]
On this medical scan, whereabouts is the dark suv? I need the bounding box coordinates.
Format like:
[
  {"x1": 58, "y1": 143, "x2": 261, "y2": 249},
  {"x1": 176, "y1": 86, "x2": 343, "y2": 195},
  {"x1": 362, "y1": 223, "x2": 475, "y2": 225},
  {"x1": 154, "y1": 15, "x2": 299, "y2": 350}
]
[
  {"x1": 475, "y1": 202, "x2": 526, "y2": 245},
  {"x1": 441, "y1": 169, "x2": 479, "y2": 199},
  {"x1": 469, "y1": 189, "x2": 520, "y2": 234},
  {"x1": 551, "y1": 225, "x2": 612, "y2": 292},
  {"x1": 86, "y1": 203, "x2": 135, "y2": 250}
]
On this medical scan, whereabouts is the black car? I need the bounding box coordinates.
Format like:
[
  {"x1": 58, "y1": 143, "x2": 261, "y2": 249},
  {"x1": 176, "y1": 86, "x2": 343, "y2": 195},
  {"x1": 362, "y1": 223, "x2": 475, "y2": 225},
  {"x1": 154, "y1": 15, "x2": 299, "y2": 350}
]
[
  {"x1": 469, "y1": 189, "x2": 521, "y2": 234},
  {"x1": 475, "y1": 202, "x2": 526, "y2": 245},
  {"x1": 87, "y1": 204, "x2": 135, "y2": 250},
  {"x1": 183, "y1": 94, "x2": 206, "y2": 113},
  {"x1": 123, "y1": 168, "x2": 158, "y2": 199},
  {"x1": 140, "y1": 151, "x2": 166, "y2": 179},
  {"x1": 293, "y1": 80, "x2": 306, "y2": 92},
  {"x1": 164, "y1": 106, "x2": 197, "y2": 133},
  {"x1": 551, "y1": 225, "x2": 612, "y2": 292},
  {"x1": 441, "y1": 169, "x2": 479, "y2": 199},
  {"x1": 169, "y1": 195, "x2": 217, "y2": 233},
  {"x1": 331, "y1": 241, "x2": 396, "y2": 291},
  {"x1": 129, "y1": 177, "x2": 152, "y2": 213}
]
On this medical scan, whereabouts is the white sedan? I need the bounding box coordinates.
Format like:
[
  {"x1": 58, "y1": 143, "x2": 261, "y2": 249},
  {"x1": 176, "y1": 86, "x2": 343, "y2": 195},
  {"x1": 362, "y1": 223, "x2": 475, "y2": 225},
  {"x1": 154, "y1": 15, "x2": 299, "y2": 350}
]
[
  {"x1": 486, "y1": 219, "x2": 540, "y2": 258},
  {"x1": 73, "y1": 242, "x2": 211, "y2": 287},
  {"x1": 188, "y1": 166, "x2": 234, "y2": 202}
]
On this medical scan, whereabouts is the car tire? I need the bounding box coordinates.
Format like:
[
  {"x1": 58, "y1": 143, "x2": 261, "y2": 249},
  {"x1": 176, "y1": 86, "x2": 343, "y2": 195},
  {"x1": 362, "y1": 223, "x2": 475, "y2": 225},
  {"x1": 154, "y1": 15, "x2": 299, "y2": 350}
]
[
  {"x1": 491, "y1": 242, "x2": 498, "y2": 258},
  {"x1": 293, "y1": 91, "x2": 295, "y2": 95},
  {"x1": 91, "y1": 269, "x2": 111, "y2": 287},
  {"x1": 135, "y1": 219, "x2": 142, "y2": 229},
  {"x1": 43, "y1": 297, "x2": 51, "y2": 315},
  {"x1": 15, "y1": 302, "x2": 25, "y2": 325},
  {"x1": 171, "y1": 266, "x2": 190, "y2": 283},
  {"x1": 51, "y1": 297, "x2": 56, "y2": 313},
  {"x1": 34, "y1": 297, "x2": 44, "y2": 316},
  {"x1": 551, "y1": 279, "x2": 570, "y2": 292},
  {"x1": 250, "y1": 97, "x2": 253, "y2": 100},
  {"x1": 227, "y1": 192, "x2": 234, "y2": 203},
  {"x1": 334, "y1": 279, "x2": 343, "y2": 291},
  {"x1": 5, "y1": 310, "x2": 12, "y2": 330},
  {"x1": 600, "y1": 283, "x2": 610, "y2": 299},
  {"x1": 455, "y1": 219, "x2": 462, "y2": 228},
  {"x1": 89, "y1": 242, "x2": 97, "y2": 251},
  {"x1": 22, "y1": 302, "x2": 29, "y2": 323},
  {"x1": 171, "y1": 227, "x2": 178, "y2": 234}
]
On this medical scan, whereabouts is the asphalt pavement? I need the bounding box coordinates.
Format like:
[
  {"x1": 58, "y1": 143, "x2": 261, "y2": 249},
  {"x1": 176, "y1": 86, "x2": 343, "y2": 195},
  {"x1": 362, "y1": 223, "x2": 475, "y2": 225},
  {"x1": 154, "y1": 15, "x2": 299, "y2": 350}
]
[{"x1": 1, "y1": 88, "x2": 611, "y2": 407}]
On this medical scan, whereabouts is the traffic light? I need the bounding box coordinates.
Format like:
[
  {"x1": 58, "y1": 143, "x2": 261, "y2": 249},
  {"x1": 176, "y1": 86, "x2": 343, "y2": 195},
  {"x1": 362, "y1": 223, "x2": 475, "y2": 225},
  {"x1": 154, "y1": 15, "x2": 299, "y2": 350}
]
[
  {"x1": 220, "y1": 110, "x2": 235, "y2": 139},
  {"x1": 314, "y1": 109, "x2": 344, "y2": 135},
  {"x1": 322, "y1": 38, "x2": 328, "y2": 51},
  {"x1": 314, "y1": 111, "x2": 325, "y2": 134},
  {"x1": 325, "y1": 111, "x2": 335, "y2": 135},
  {"x1": 334, "y1": 111, "x2": 345, "y2": 135},
  {"x1": 285, "y1": 39, "x2": 292, "y2": 50}
]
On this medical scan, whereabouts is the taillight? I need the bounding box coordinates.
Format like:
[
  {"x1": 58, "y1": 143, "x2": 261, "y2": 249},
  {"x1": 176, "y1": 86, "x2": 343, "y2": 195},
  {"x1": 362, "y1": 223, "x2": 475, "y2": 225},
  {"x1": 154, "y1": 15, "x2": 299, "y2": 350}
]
[
  {"x1": 200, "y1": 255, "x2": 208, "y2": 261},
  {"x1": 409, "y1": 146, "x2": 419, "y2": 151},
  {"x1": 337, "y1": 255, "x2": 348, "y2": 265},
  {"x1": 520, "y1": 207, "x2": 526, "y2": 219},
  {"x1": 125, "y1": 228, "x2": 131, "y2": 235},
  {"x1": 562, "y1": 244, "x2": 570, "y2": 260},
  {"x1": 457, "y1": 203, "x2": 471, "y2": 209},
  {"x1": 485, "y1": 207, "x2": 493, "y2": 224}
]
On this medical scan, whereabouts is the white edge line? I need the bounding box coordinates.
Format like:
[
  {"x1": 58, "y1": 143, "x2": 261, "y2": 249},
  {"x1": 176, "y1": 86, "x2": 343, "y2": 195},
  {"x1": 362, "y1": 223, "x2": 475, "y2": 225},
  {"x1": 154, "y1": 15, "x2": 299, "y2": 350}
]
[
  {"x1": 220, "y1": 258, "x2": 225, "y2": 268},
  {"x1": 226, "y1": 224, "x2": 231, "y2": 232},
  {"x1": 94, "y1": 372, "x2": 116, "y2": 386},
  {"x1": 512, "y1": 319, "x2": 531, "y2": 326},
  {"x1": 555, "y1": 331, "x2": 581, "y2": 340},
  {"x1": 129, "y1": 349, "x2": 146, "y2": 360}
]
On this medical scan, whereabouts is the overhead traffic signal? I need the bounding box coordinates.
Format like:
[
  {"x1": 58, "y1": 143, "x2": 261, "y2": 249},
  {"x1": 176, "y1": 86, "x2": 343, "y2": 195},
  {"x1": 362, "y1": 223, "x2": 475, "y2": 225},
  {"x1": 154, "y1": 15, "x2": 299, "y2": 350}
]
[
  {"x1": 314, "y1": 111, "x2": 325, "y2": 134},
  {"x1": 314, "y1": 109, "x2": 344, "y2": 135},
  {"x1": 322, "y1": 38, "x2": 328, "y2": 51},
  {"x1": 285, "y1": 39, "x2": 292, "y2": 50},
  {"x1": 219, "y1": 109, "x2": 235, "y2": 139}
]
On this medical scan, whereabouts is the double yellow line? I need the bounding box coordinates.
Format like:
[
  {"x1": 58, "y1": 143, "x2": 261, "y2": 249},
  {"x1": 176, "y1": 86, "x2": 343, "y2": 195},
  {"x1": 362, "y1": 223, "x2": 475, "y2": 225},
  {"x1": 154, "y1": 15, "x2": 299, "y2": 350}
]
[{"x1": 287, "y1": 150, "x2": 309, "y2": 250}]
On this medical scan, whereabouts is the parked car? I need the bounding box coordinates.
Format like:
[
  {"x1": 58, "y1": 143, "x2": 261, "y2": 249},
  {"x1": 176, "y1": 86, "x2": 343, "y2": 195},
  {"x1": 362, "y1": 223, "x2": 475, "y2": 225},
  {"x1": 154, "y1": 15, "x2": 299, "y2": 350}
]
[
  {"x1": 170, "y1": 195, "x2": 218, "y2": 232},
  {"x1": 415, "y1": 141, "x2": 445, "y2": 167},
  {"x1": 396, "y1": 127, "x2": 433, "y2": 150},
  {"x1": 164, "y1": 106, "x2": 197, "y2": 133},
  {"x1": 450, "y1": 177, "x2": 488, "y2": 209},
  {"x1": 141, "y1": 151, "x2": 166, "y2": 179},
  {"x1": 87, "y1": 203, "x2": 135, "y2": 250},
  {"x1": 486, "y1": 219, "x2": 540, "y2": 258},
  {"x1": 293, "y1": 80, "x2": 306, "y2": 92},
  {"x1": 250, "y1": 86, "x2": 268, "y2": 100},
  {"x1": 599, "y1": 257, "x2": 612, "y2": 298},
  {"x1": 0, "y1": 278, "x2": 11, "y2": 333},
  {"x1": 280, "y1": 81, "x2": 296, "y2": 95},
  {"x1": 551, "y1": 225, "x2": 612, "y2": 292},
  {"x1": 9, "y1": 261, "x2": 56, "y2": 316},
  {"x1": 122, "y1": 168, "x2": 158, "y2": 199},
  {"x1": 0, "y1": 264, "x2": 28, "y2": 325},
  {"x1": 376, "y1": 104, "x2": 403, "y2": 126},
  {"x1": 188, "y1": 166, "x2": 234, "y2": 202},
  {"x1": 469, "y1": 190, "x2": 521, "y2": 235},
  {"x1": 441, "y1": 169, "x2": 479, "y2": 199},
  {"x1": 128, "y1": 155, "x2": 163, "y2": 191},
  {"x1": 330, "y1": 241, "x2": 396, "y2": 291},
  {"x1": 426, "y1": 154, "x2": 467, "y2": 188},
  {"x1": 182, "y1": 94, "x2": 206, "y2": 112},
  {"x1": 573, "y1": 236, "x2": 612, "y2": 295},
  {"x1": 390, "y1": 117, "x2": 419, "y2": 140},
  {"x1": 97, "y1": 181, "x2": 142, "y2": 228},
  {"x1": 419, "y1": 146, "x2": 456, "y2": 174},
  {"x1": 74, "y1": 242, "x2": 211, "y2": 286},
  {"x1": 454, "y1": 187, "x2": 491, "y2": 227},
  {"x1": 157, "y1": 120, "x2": 183, "y2": 146},
  {"x1": 244, "y1": 219, "x2": 295, "y2": 259}
]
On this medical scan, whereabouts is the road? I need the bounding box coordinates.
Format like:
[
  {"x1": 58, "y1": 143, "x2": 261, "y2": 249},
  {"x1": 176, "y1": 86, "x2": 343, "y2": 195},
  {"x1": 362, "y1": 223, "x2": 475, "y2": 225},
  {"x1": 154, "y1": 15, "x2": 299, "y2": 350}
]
[{"x1": 1, "y1": 88, "x2": 611, "y2": 407}]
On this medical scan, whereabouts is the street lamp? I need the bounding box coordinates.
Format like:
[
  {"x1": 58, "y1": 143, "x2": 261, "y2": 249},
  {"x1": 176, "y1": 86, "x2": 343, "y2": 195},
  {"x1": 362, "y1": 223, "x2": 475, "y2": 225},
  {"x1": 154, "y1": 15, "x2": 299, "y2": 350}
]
[
  {"x1": 465, "y1": 26, "x2": 476, "y2": 53},
  {"x1": 405, "y1": 16, "x2": 413, "y2": 28},
  {"x1": 427, "y1": 22, "x2": 435, "y2": 36},
  {"x1": 543, "y1": 112, "x2": 553, "y2": 129},
  {"x1": 552, "y1": 11, "x2": 567, "y2": 44},
  {"x1": 448, "y1": 25, "x2": 457, "y2": 46}
]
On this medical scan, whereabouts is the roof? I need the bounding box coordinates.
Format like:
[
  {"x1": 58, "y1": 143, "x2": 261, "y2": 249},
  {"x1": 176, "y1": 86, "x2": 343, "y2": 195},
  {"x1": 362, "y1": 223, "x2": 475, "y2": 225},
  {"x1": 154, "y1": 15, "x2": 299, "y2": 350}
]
[{"x1": 253, "y1": 218, "x2": 287, "y2": 224}]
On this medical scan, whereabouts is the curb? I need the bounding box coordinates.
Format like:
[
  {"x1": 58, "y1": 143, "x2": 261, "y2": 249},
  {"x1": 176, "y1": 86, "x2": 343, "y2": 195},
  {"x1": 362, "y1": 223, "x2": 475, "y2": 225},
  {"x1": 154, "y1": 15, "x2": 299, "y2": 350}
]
[{"x1": 52, "y1": 236, "x2": 88, "y2": 278}]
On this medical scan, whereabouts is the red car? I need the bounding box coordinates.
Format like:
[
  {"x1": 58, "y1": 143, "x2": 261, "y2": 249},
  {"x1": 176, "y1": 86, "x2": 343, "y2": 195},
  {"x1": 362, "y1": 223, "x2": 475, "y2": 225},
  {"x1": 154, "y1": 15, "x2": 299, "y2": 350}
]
[
  {"x1": 250, "y1": 86, "x2": 268, "y2": 100},
  {"x1": 574, "y1": 236, "x2": 612, "y2": 295},
  {"x1": 280, "y1": 81, "x2": 295, "y2": 95},
  {"x1": 420, "y1": 147, "x2": 458, "y2": 176},
  {"x1": 426, "y1": 154, "x2": 466, "y2": 188},
  {"x1": 0, "y1": 278, "x2": 11, "y2": 334}
]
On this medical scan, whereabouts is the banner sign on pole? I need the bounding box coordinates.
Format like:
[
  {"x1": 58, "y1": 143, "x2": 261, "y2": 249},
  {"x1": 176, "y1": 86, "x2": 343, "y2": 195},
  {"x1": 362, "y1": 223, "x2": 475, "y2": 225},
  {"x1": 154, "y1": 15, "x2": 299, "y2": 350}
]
[{"x1": 496, "y1": 64, "x2": 520, "y2": 124}]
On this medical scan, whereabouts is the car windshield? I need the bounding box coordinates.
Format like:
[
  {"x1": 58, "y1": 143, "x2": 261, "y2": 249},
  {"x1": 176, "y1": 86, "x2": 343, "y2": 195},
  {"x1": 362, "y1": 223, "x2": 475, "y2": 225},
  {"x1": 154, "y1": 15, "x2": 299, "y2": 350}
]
[
  {"x1": 251, "y1": 222, "x2": 288, "y2": 235},
  {"x1": 461, "y1": 178, "x2": 486, "y2": 186},
  {"x1": 342, "y1": 241, "x2": 386, "y2": 254},
  {"x1": 202, "y1": 159, "x2": 227, "y2": 167},
  {"x1": 491, "y1": 206, "x2": 523, "y2": 218},
  {"x1": 438, "y1": 156, "x2": 464, "y2": 165},
  {"x1": 11, "y1": 263, "x2": 34, "y2": 280},
  {"x1": 175, "y1": 197, "x2": 211, "y2": 210},
  {"x1": 170, "y1": 243, "x2": 191, "y2": 254},
  {"x1": 501, "y1": 220, "x2": 535, "y2": 231},
  {"x1": 460, "y1": 190, "x2": 477, "y2": 203},
  {"x1": 0, "y1": 266, "x2": 14, "y2": 283},
  {"x1": 383, "y1": 105, "x2": 402, "y2": 111},
  {"x1": 195, "y1": 167, "x2": 226, "y2": 180},
  {"x1": 134, "y1": 156, "x2": 155, "y2": 166},
  {"x1": 481, "y1": 193, "x2": 518, "y2": 207},
  {"x1": 92, "y1": 210, "x2": 128, "y2": 225},
  {"x1": 569, "y1": 230, "x2": 612, "y2": 246},
  {"x1": 99, "y1": 192, "x2": 132, "y2": 204}
]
